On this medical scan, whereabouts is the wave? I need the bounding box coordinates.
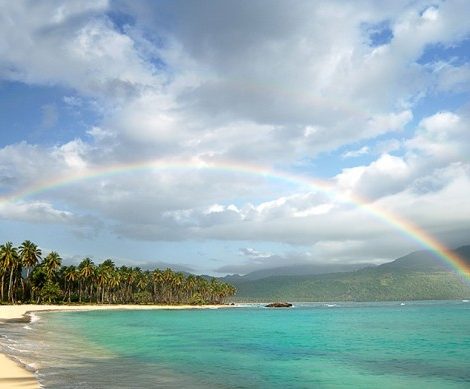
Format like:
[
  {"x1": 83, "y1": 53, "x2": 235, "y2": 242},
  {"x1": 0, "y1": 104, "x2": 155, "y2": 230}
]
[
  {"x1": 8, "y1": 354, "x2": 38, "y2": 373},
  {"x1": 28, "y1": 313, "x2": 40, "y2": 323},
  {"x1": 234, "y1": 303, "x2": 265, "y2": 308}
]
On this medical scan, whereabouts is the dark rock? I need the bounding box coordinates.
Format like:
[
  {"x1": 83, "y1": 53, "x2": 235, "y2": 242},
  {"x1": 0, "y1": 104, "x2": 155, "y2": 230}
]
[{"x1": 265, "y1": 302, "x2": 293, "y2": 308}]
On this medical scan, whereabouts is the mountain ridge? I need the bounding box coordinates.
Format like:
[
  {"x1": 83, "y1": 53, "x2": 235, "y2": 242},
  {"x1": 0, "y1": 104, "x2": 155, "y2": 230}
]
[
  {"x1": 229, "y1": 245, "x2": 470, "y2": 302},
  {"x1": 222, "y1": 262, "x2": 375, "y2": 283}
]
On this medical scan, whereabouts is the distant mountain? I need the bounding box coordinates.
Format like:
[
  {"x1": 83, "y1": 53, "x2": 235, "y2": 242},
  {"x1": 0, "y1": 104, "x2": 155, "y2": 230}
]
[
  {"x1": 378, "y1": 245, "x2": 470, "y2": 272},
  {"x1": 230, "y1": 246, "x2": 470, "y2": 302},
  {"x1": 222, "y1": 262, "x2": 374, "y2": 283}
]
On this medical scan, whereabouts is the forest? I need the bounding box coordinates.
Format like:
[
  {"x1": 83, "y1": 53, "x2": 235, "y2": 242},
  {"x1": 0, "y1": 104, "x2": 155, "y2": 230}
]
[{"x1": 0, "y1": 240, "x2": 236, "y2": 305}]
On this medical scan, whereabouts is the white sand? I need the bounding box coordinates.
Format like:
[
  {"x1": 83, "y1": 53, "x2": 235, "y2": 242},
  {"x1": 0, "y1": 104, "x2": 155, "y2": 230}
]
[{"x1": 0, "y1": 304, "x2": 232, "y2": 388}]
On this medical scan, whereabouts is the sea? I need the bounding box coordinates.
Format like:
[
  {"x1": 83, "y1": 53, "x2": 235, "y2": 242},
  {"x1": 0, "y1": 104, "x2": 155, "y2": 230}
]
[{"x1": 1, "y1": 301, "x2": 469, "y2": 388}]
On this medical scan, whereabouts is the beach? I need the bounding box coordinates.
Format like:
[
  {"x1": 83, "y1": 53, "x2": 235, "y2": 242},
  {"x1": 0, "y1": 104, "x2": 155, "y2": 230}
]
[
  {"x1": 0, "y1": 304, "x2": 230, "y2": 389},
  {"x1": 1, "y1": 302, "x2": 469, "y2": 387}
]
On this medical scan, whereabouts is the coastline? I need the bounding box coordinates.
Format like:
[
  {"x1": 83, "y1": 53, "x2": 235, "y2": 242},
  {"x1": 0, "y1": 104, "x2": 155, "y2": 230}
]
[{"x1": 0, "y1": 304, "x2": 233, "y2": 388}]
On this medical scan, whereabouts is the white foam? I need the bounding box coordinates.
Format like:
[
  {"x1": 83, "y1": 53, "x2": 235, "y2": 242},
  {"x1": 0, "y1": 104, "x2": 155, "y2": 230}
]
[
  {"x1": 28, "y1": 313, "x2": 40, "y2": 323},
  {"x1": 14, "y1": 357, "x2": 39, "y2": 373},
  {"x1": 26, "y1": 362, "x2": 38, "y2": 372},
  {"x1": 23, "y1": 325, "x2": 32, "y2": 330},
  {"x1": 236, "y1": 303, "x2": 265, "y2": 308}
]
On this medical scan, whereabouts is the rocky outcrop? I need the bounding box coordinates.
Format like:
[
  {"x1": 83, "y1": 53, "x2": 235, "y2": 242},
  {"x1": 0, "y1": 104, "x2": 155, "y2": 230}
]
[{"x1": 265, "y1": 302, "x2": 293, "y2": 308}]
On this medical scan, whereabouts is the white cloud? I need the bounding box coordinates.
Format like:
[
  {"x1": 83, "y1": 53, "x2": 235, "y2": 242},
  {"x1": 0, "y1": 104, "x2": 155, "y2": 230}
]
[
  {"x1": 0, "y1": 1, "x2": 159, "y2": 101},
  {"x1": 342, "y1": 146, "x2": 370, "y2": 158},
  {"x1": 0, "y1": 201, "x2": 73, "y2": 223},
  {"x1": 366, "y1": 110, "x2": 412, "y2": 135},
  {"x1": 52, "y1": 139, "x2": 89, "y2": 170},
  {"x1": 336, "y1": 154, "x2": 411, "y2": 198},
  {"x1": 1, "y1": 0, "x2": 468, "y2": 165},
  {"x1": 63, "y1": 95, "x2": 83, "y2": 107},
  {"x1": 432, "y1": 62, "x2": 470, "y2": 93},
  {"x1": 239, "y1": 248, "x2": 272, "y2": 259},
  {"x1": 407, "y1": 111, "x2": 468, "y2": 161},
  {"x1": 0, "y1": 1, "x2": 469, "y2": 271},
  {"x1": 86, "y1": 0, "x2": 465, "y2": 162}
]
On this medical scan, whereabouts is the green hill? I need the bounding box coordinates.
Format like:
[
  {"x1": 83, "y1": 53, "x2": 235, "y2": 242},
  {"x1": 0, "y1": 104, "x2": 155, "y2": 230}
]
[
  {"x1": 231, "y1": 246, "x2": 470, "y2": 302},
  {"x1": 222, "y1": 262, "x2": 373, "y2": 282}
]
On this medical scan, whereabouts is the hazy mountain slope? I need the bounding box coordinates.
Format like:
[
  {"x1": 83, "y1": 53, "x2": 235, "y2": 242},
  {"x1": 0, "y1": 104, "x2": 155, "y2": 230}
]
[
  {"x1": 223, "y1": 263, "x2": 373, "y2": 283},
  {"x1": 231, "y1": 246, "x2": 470, "y2": 302},
  {"x1": 378, "y1": 246, "x2": 470, "y2": 272}
]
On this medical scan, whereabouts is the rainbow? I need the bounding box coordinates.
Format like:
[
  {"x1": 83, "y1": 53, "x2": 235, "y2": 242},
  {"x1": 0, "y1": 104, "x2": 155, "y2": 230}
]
[{"x1": 1, "y1": 158, "x2": 469, "y2": 280}]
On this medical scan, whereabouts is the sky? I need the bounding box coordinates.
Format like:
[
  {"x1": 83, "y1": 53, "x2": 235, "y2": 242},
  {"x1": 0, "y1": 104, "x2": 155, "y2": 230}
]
[{"x1": 0, "y1": 0, "x2": 469, "y2": 275}]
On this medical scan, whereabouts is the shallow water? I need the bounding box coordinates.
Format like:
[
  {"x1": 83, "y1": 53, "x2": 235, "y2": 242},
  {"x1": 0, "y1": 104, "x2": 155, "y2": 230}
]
[{"x1": 1, "y1": 301, "x2": 469, "y2": 388}]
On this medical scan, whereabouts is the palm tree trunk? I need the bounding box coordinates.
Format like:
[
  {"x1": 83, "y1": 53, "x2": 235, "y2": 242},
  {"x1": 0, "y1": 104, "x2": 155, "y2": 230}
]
[
  {"x1": 8, "y1": 267, "x2": 15, "y2": 303},
  {"x1": 1, "y1": 273, "x2": 5, "y2": 302}
]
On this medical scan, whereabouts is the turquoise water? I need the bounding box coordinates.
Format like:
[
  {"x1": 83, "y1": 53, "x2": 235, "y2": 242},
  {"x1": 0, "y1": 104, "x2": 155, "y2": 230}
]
[{"x1": 2, "y1": 301, "x2": 470, "y2": 388}]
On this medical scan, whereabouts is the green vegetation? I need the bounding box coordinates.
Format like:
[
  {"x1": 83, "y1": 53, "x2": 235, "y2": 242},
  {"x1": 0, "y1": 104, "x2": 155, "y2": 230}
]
[
  {"x1": 3, "y1": 240, "x2": 468, "y2": 304},
  {"x1": 232, "y1": 270, "x2": 470, "y2": 302},
  {"x1": 0, "y1": 240, "x2": 236, "y2": 305},
  {"x1": 232, "y1": 248, "x2": 470, "y2": 302}
]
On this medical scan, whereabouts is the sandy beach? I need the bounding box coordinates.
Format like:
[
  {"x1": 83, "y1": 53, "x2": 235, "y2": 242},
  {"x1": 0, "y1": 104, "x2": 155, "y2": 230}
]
[{"x1": 0, "y1": 304, "x2": 231, "y2": 388}]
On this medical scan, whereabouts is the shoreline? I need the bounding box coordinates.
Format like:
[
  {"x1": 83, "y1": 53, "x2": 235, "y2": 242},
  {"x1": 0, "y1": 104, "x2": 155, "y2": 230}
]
[{"x1": 0, "y1": 303, "x2": 234, "y2": 389}]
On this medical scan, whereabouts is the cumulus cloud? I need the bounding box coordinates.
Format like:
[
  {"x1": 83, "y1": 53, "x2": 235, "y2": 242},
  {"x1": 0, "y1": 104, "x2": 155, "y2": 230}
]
[
  {"x1": 0, "y1": 201, "x2": 73, "y2": 223},
  {"x1": 76, "y1": 0, "x2": 464, "y2": 162},
  {"x1": 0, "y1": 0, "x2": 159, "y2": 100},
  {"x1": 407, "y1": 111, "x2": 468, "y2": 160},
  {"x1": 0, "y1": 1, "x2": 470, "y2": 272},
  {"x1": 2, "y1": 0, "x2": 467, "y2": 164}
]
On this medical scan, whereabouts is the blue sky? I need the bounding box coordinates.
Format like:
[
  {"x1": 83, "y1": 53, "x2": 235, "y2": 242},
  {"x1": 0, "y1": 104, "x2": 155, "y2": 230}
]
[{"x1": 0, "y1": 0, "x2": 469, "y2": 274}]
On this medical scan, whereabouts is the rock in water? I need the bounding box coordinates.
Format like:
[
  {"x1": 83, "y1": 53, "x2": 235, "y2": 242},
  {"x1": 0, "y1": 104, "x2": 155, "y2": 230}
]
[{"x1": 265, "y1": 302, "x2": 293, "y2": 308}]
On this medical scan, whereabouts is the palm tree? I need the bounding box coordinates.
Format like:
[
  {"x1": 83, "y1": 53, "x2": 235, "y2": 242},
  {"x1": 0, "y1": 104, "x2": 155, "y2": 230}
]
[
  {"x1": 78, "y1": 258, "x2": 95, "y2": 302},
  {"x1": 162, "y1": 268, "x2": 175, "y2": 303},
  {"x1": 197, "y1": 276, "x2": 210, "y2": 303},
  {"x1": 1, "y1": 240, "x2": 237, "y2": 306},
  {"x1": 96, "y1": 260, "x2": 114, "y2": 303},
  {"x1": 19, "y1": 240, "x2": 42, "y2": 279},
  {"x1": 0, "y1": 242, "x2": 20, "y2": 303},
  {"x1": 43, "y1": 251, "x2": 62, "y2": 281},
  {"x1": 19, "y1": 240, "x2": 42, "y2": 301},
  {"x1": 108, "y1": 270, "x2": 120, "y2": 303},
  {"x1": 185, "y1": 275, "x2": 197, "y2": 302},
  {"x1": 0, "y1": 244, "x2": 6, "y2": 302},
  {"x1": 152, "y1": 269, "x2": 163, "y2": 302},
  {"x1": 172, "y1": 272, "x2": 185, "y2": 303},
  {"x1": 123, "y1": 267, "x2": 138, "y2": 303},
  {"x1": 63, "y1": 265, "x2": 78, "y2": 302},
  {"x1": 136, "y1": 272, "x2": 149, "y2": 295}
]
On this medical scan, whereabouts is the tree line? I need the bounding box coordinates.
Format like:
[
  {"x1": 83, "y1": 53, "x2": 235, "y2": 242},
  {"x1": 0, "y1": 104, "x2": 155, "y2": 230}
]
[{"x1": 0, "y1": 240, "x2": 236, "y2": 305}]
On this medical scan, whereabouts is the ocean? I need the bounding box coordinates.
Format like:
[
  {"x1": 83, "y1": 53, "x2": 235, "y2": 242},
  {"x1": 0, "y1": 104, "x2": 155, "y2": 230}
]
[{"x1": 1, "y1": 301, "x2": 469, "y2": 388}]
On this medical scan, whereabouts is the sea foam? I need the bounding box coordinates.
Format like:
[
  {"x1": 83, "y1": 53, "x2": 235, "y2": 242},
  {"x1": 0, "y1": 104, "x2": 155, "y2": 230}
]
[{"x1": 28, "y1": 313, "x2": 40, "y2": 323}]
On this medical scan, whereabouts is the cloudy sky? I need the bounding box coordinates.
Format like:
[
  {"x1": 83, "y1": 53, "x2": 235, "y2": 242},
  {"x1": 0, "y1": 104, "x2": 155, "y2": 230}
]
[{"x1": 1, "y1": 0, "x2": 469, "y2": 275}]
